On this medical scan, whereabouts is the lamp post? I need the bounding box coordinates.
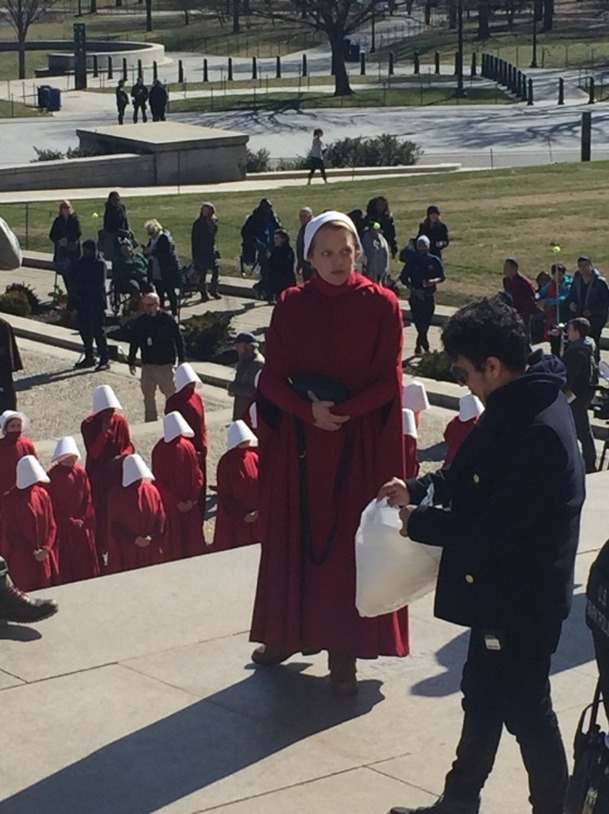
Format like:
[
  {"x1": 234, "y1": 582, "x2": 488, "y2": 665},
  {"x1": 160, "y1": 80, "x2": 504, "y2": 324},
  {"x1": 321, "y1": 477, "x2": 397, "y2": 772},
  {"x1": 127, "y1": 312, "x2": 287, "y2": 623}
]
[
  {"x1": 371, "y1": 11, "x2": 376, "y2": 54},
  {"x1": 455, "y1": 0, "x2": 466, "y2": 98},
  {"x1": 531, "y1": 5, "x2": 538, "y2": 68}
]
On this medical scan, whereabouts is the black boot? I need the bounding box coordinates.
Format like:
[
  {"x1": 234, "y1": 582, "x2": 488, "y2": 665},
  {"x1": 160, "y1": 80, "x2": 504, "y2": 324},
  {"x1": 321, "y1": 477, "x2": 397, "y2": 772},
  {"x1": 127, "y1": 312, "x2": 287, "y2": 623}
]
[
  {"x1": 0, "y1": 575, "x2": 58, "y2": 624},
  {"x1": 389, "y1": 795, "x2": 481, "y2": 814},
  {"x1": 74, "y1": 356, "x2": 95, "y2": 370}
]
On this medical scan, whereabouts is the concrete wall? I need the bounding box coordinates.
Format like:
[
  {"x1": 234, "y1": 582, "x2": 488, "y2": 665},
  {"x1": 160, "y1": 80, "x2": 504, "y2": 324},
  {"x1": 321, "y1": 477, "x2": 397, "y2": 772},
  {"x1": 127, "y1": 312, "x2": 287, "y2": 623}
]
[
  {"x1": 0, "y1": 154, "x2": 155, "y2": 191},
  {"x1": 0, "y1": 40, "x2": 166, "y2": 75}
]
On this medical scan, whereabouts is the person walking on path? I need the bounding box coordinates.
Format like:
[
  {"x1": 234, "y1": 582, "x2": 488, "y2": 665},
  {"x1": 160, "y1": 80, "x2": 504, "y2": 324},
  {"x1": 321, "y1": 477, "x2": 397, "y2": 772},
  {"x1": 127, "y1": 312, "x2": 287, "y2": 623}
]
[
  {"x1": 128, "y1": 292, "x2": 184, "y2": 423},
  {"x1": 131, "y1": 77, "x2": 149, "y2": 123},
  {"x1": 249, "y1": 211, "x2": 409, "y2": 696},
  {"x1": 228, "y1": 332, "x2": 265, "y2": 421},
  {"x1": 380, "y1": 296, "x2": 585, "y2": 814},
  {"x1": 502, "y1": 257, "x2": 539, "y2": 344},
  {"x1": 295, "y1": 207, "x2": 314, "y2": 281},
  {"x1": 191, "y1": 202, "x2": 221, "y2": 302},
  {"x1": 71, "y1": 239, "x2": 110, "y2": 372},
  {"x1": 417, "y1": 205, "x2": 450, "y2": 260},
  {"x1": 400, "y1": 235, "x2": 445, "y2": 355},
  {"x1": 49, "y1": 200, "x2": 81, "y2": 293},
  {"x1": 115, "y1": 79, "x2": 129, "y2": 125},
  {"x1": 566, "y1": 255, "x2": 609, "y2": 357},
  {"x1": 149, "y1": 79, "x2": 168, "y2": 122},
  {"x1": 307, "y1": 128, "x2": 327, "y2": 185},
  {"x1": 563, "y1": 317, "x2": 598, "y2": 474},
  {"x1": 143, "y1": 219, "x2": 181, "y2": 317}
]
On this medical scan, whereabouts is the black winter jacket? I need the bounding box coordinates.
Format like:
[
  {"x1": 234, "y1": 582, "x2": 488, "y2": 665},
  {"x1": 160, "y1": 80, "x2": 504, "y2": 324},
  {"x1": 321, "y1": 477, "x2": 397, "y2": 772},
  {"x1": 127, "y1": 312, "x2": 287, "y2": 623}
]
[{"x1": 406, "y1": 367, "x2": 585, "y2": 643}]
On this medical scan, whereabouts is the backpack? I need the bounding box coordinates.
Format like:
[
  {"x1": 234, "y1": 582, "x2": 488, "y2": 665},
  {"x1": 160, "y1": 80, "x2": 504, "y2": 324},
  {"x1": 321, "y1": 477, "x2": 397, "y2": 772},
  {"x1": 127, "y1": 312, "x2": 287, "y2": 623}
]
[{"x1": 564, "y1": 680, "x2": 609, "y2": 813}]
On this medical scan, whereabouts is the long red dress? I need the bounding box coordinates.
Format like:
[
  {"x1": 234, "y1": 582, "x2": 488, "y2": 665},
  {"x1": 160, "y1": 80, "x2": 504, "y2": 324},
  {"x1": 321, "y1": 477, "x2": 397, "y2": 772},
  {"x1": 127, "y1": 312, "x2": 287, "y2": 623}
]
[
  {"x1": 403, "y1": 434, "x2": 420, "y2": 479},
  {"x1": 47, "y1": 463, "x2": 99, "y2": 583},
  {"x1": 211, "y1": 447, "x2": 260, "y2": 552},
  {"x1": 0, "y1": 433, "x2": 37, "y2": 499},
  {"x1": 81, "y1": 410, "x2": 134, "y2": 557},
  {"x1": 443, "y1": 416, "x2": 478, "y2": 468},
  {"x1": 251, "y1": 272, "x2": 409, "y2": 659},
  {"x1": 106, "y1": 480, "x2": 166, "y2": 573},
  {"x1": 1, "y1": 484, "x2": 59, "y2": 591},
  {"x1": 151, "y1": 436, "x2": 205, "y2": 560},
  {"x1": 165, "y1": 386, "x2": 208, "y2": 488}
]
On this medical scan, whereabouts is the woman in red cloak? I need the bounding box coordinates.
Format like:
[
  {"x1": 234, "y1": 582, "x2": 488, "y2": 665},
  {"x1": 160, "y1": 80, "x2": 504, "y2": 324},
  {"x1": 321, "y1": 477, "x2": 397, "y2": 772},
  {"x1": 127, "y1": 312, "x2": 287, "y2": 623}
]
[
  {"x1": 165, "y1": 363, "x2": 208, "y2": 498},
  {"x1": 250, "y1": 210, "x2": 409, "y2": 695},
  {"x1": 1, "y1": 455, "x2": 59, "y2": 591},
  {"x1": 0, "y1": 410, "x2": 37, "y2": 501},
  {"x1": 81, "y1": 385, "x2": 134, "y2": 565},
  {"x1": 211, "y1": 420, "x2": 260, "y2": 552},
  {"x1": 47, "y1": 436, "x2": 99, "y2": 584},
  {"x1": 151, "y1": 411, "x2": 205, "y2": 560},
  {"x1": 402, "y1": 408, "x2": 420, "y2": 480},
  {"x1": 106, "y1": 454, "x2": 166, "y2": 573},
  {"x1": 443, "y1": 394, "x2": 484, "y2": 468}
]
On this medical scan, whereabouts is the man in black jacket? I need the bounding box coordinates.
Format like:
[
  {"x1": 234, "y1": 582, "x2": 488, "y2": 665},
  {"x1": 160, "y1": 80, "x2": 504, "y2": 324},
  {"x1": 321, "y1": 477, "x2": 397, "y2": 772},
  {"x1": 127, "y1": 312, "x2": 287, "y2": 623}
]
[
  {"x1": 563, "y1": 317, "x2": 598, "y2": 473},
  {"x1": 71, "y1": 239, "x2": 109, "y2": 372},
  {"x1": 131, "y1": 77, "x2": 148, "y2": 123},
  {"x1": 149, "y1": 79, "x2": 168, "y2": 122},
  {"x1": 380, "y1": 297, "x2": 585, "y2": 814},
  {"x1": 567, "y1": 256, "x2": 609, "y2": 357},
  {"x1": 400, "y1": 235, "x2": 445, "y2": 355},
  {"x1": 128, "y1": 292, "x2": 185, "y2": 421}
]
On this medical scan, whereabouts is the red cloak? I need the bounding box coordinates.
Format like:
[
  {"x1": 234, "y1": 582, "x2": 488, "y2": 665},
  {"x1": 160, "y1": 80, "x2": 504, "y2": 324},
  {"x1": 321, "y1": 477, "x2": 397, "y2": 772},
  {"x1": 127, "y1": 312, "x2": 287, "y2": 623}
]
[
  {"x1": 164, "y1": 387, "x2": 208, "y2": 488},
  {"x1": 251, "y1": 272, "x2": 409, "y2": 659},
  {"x1": 46, "y1": 463, "x2": 99, "y2": 583},
  {"x1": 444, "y1": 416, "x2": 478, "y2": 468},
  {"x1": 1, "y1": 484, "x2": 59, "y2": 591},
  {"x1": 106, "y1": 480, "x2": 166, "y2": 573},
  {"x1": 403, "y1": 434, "x2": 420, "y2": 479},
  {"x1": 151, "y1": 436, "x2": 205, "y2": 560},
  {"x1": 81, "y1": 411, "x2": 134, "y2": 557},
  {"x1": 0, "y1": 434, "x2": 37, "y2": 499},
  {"x1": 211, "y1": 447, "x2": 260, "y2": 552}
]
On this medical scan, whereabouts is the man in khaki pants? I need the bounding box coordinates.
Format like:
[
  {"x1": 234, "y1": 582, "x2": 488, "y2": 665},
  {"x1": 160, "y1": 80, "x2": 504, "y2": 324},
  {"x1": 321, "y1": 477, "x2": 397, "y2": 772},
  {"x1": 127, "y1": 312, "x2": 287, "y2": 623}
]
[{"x1": 127, "y1": 292, "x2": 185, "y2": 421}]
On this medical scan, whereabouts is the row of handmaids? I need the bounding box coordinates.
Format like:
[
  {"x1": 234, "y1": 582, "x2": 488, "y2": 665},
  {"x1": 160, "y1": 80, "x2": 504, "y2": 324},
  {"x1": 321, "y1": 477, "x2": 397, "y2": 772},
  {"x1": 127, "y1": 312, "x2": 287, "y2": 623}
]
[
  {"x1": 0, "y1": 363, "x2": 260, "y2": 593},
  {"x1": 0, "y1": 371, "x2": 483, "y2": 594}
]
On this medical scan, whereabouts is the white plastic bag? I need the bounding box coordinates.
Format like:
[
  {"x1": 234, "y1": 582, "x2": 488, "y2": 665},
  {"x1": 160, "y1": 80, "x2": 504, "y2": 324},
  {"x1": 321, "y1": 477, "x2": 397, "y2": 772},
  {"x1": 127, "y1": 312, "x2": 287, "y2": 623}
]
[{"x1": 355, "y1": 497, "x2": 441, "y2": 618}]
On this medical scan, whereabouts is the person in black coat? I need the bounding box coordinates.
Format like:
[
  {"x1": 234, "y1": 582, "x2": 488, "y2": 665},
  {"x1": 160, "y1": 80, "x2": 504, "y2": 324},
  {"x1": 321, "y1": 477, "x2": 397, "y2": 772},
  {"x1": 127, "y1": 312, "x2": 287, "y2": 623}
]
[
  {"x1": 417, "y1": 204, "x2": 450, "y2": 260},
  {"x1": 379, "y1": 297, "x2": 586, "y2": 814},
  {"x1": 566, "y1": 256, "x2": 609, "y2": 358},
  {"x1": 563, "y1": 317, "x2": 598, "y2": 473},
  {"x1": 267, "y1": 229, "x2": 296, "y2": 303},
  {"x1": 71, "y1": 240, "x2": 109, "y2": 371},
  {"x1": 191, "y1": 202, "x2": 220, "y2": 302},
  {"x1": 131, "y1": 77, "x2": 148, "y2": 123},
  {"x1": 241, "y1": 198, "x2": 281, "y2": 300},
  {"x1": 103, "y1": 191, "x2": 130, "y2": 261},
  {"x1": 143, "y1": 219, "x2": 180, "y2": 316},
  {"x1": 149, "y1": 79, "x2": 168, "y2": 122},
  {"x1": 400, "y1": 235, "x2": 445, "y2": 355},
  {"x1": 115, "y1": 79, "x2": 129, "y2": 125},
  {"x1": 586, "y1": 540, "x2": 609, "y2": 720},
  {"x1": 49, "y1": 200, "x2": 81, "y2": 292}
]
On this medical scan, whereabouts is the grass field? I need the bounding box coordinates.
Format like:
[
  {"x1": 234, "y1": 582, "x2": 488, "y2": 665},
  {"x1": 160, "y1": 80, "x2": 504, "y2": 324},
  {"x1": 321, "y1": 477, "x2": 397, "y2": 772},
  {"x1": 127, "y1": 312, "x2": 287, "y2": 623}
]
[
  {"x1": 0, "y1": 98, "x2": 46, "y2": 117},
  {"x1": 4, "y1": 161, "x2": 608, "y2": 306}
]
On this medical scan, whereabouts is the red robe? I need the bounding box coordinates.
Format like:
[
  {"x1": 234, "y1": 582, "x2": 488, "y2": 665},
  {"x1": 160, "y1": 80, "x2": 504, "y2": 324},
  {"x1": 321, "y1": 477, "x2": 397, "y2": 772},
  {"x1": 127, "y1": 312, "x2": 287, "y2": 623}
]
[
  {"x1": 164, "y1": 387, "x2": 208, "y2": 489},
  {"x1": 151, "y1": 436, "x2": 205, "y2": 560},
  {"x1": 81, "y1": 411, "x2": 134, "y2": 557},
  {"x1": 1, "y1": 484, "x2": 59, "y2": 591},
  {"x1": 211, "y1": 447, "x2": 260, "y2": 552},
  {"x1": 46, "y1": 464, "x2": 99, "y2": 584},
  {"x1": 403, "y1": 434, "x2": 420, "y2": 480},
  {"x1": 251, "y1": 272, "x2": 409, "y2": 658},
  {"x1": 106, "y1": 480, "x2": 166, "y2": 573},
  {"x1": 0, "y1": 434, "x2": 37, "y2": 500},
  {"x1": 444, "y1": 416, "x2": 478, "y2": 468}
]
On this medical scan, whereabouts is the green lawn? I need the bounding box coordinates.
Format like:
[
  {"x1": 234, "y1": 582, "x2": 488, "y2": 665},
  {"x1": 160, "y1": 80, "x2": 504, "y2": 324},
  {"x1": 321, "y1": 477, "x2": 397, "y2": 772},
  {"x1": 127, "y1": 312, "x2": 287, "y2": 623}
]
[
  {"x1": 4, "y1": 161, "x2": 609, "y2": 306},
  {"x1": 0, "y1": 98, "x2": 46, "y2": 118},
  {"x1": 168, "y1": 85, "x2": 510, "y2": 114}
]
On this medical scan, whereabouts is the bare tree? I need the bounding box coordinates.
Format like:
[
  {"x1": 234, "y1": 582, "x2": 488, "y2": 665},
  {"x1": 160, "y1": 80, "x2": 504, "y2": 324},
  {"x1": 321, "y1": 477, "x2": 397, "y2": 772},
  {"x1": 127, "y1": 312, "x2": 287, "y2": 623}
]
[
  {"x1": 255, "y1": 0, "x2": 386, "y2": 96},
  {"x1": 4, "y1": 0, "x2": 56, "y2": 79}
]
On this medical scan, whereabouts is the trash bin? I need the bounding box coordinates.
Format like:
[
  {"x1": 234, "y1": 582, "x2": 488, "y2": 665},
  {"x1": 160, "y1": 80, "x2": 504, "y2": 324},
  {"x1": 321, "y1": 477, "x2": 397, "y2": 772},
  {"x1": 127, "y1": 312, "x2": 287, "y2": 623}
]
[
  {"x1": 47, "y1": 87, "x2": 61, "y2": 112},
  {"x1": 37, "y1": 85, "x2": 51, "y2": 110}
]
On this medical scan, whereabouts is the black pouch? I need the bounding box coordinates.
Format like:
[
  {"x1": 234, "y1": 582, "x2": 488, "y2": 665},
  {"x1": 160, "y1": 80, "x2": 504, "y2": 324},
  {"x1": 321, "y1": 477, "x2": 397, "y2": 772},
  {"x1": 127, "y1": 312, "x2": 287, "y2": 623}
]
[{"x1": 291, "y1": 373, "x2": 350, "y2": 404}]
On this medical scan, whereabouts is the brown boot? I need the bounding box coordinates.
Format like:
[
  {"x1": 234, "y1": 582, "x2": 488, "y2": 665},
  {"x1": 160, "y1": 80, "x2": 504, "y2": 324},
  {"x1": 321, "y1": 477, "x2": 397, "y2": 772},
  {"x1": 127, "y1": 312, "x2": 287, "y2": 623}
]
[
  {"x1": 251, "y1": 644, "x2": 295, "y2": 666},
  {"x1": 328, "y1": 652, "x2": 358, "y2": 695}
]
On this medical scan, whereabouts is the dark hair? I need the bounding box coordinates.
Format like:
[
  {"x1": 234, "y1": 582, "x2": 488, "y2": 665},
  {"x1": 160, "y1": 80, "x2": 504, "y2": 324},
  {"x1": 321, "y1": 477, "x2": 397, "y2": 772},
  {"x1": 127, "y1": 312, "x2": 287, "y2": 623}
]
[
  {"x1": 536, "y1": 271, "x2": 551, "y2": 286},
  {"x1": 504, "y1": 257, "x2": 519, "y2": 271},
  {"x1": 313, "y1": 128, "x2": 323, "y2": 136},
  {"x1": 577, "y1": 256, "x2": 592, "y2": 265},
  {"x1": 551, "y1": 263, "x2": 566, "y2": 276},
  {"x1": 274, "y1": 228, "x2": 289, "y2": 243},
  {"x1": 569, "y1": 317, "x2": 591, "y2": 337},
  {"x1": 442, "y1": 296, "x2": 528, "y2": 372},
  {"x1": 426, "y1": 205, "x2": 440, "y2": 216}
]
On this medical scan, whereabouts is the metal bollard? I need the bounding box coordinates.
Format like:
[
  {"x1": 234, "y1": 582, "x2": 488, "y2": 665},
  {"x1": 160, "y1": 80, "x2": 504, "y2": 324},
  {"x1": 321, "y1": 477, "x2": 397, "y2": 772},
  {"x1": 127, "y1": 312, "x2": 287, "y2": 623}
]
[
  {"x1": 302, "y1": 54, "x2": 308, "y2": 77},
  {"x1": 122, "y1": 57, "x2": 127, "y2": 81},
  {"x1": 413, "y1": 50, "x2": 420, "y2": 75},
  {"x1": 252, "y1": 56, "x2": 257, "y2": 80},
  {"x1": 434, "y1": 50, "x2": 440, "y2": 74},
  {"x1": 93, "y1": 55, "x2": 98, "y2": 78},
  {"x1": 360, "y1": 52, "x2": 366, "y2": 76},
  {"x1": 276, "y1": 55, "x2": 281, "y2": 79},
  {"x1": 389, "y1": 51, "x2": 394, "y2": 76},
  {"x1": 470, "y1": 52, "x2": 477, "y2": 78},
  {"x1": 589, "y1": 76, "x2": 595, "y2": 104},
  {"x1": 581, "y1": 110, "x2": 592, "y2": 161},
  {"x1": 203, "y1": 58, "x2": 209, "y2": 83},
  {"x1": 558, "y1": 77, "x2": 564, "y2": 105},
  {"x1": 178, "y1": 59, "x2": 184, "y2": 84},
  {"x1": 527, "y1": 78, "x2": 534, "y2": 105},
  {"x1": 137, "y1": 59, "x2": 143, "y2": 80},
  {"x1": 153, "y1": 61, "x2": 158, "y2": 82},
  {"x1": 107, "y1": 56, "x2": 113, "y2": 80},
  {"x1": 228, "y1": 57, "x2": 233, "y2": 81}
]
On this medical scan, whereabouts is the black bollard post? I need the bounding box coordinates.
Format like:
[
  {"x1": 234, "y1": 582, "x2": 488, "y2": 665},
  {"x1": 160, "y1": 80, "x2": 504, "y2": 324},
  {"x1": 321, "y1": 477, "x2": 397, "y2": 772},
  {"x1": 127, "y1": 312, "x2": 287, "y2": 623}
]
[
  {"x1": 137, "y1": 59, "x2": 143, "y2": 80},
  {"x1": 302, "y1": 54, "x2": 308, "y2": 77},
  {"x1": 252, "y1": 56, "x2": 257, "y2": 80},
  {"x1": 413, "y1": 50, "x2": 420, "y2": 75},
  {"x1": 527, "y1": 78, "x2": 534, "y2": 105},
  {"x1": 434, "y1": 50, "x2": 440, "y2": 74},
  {"x1": 470, "y1": 52, "x2": 477, "y2": 77},
  {"x1": 107, "y1": 56, "x2": 113, "y2": 80},
  {"x1": 93, "y1": 54, "x2": 99, "y2": 78},
  {"x1": 122, "y1": 57, "x2": 128, "y2": 81},
  {"x1": 203, "y1": 58, "x2": 209, "y2": 83},
  {"x1": 153, "y1": 61, "x2": 158, "y2": 82},
  {"x1": 360, "y1": 52, "x2": 366, "y2": 76},
  {"x1": 453, "y1": 51, "x2": 459, "y2": 76},
  {"x1": 276, "y1": 55, "x2": 281, "y2": 79},
  {"x1": 228, "y1": 57, "x2": 233, "y2": 81},
  {"x1": 389, "y1": 51, "x2": 394, "y2": 76},
  {"x1": 558, "y1": 77, "x2": 564, "y2": 105},
  {"x1": 581, "y1": 110, "x2": 592, "y2": 161},
  {"x1": 589, "y1": 76, "x2": 595, "y2": 104}
]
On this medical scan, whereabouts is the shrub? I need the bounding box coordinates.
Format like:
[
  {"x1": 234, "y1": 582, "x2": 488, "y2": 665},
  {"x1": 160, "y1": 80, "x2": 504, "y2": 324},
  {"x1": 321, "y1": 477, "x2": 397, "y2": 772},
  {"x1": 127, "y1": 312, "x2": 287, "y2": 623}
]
[
  {"x1": 325, "y1": 134, "x2": 422, "y2": 168},
  {"x1": 246, "y1": 148, "x2": 271, "y2": 173},
  {"x1": 414, "y1": 350, "x2": 454, "y2": 383},
  {"x1": 275, "y1": 155, "x2": 309, "y2": 171},
  {"x1": 182, "y1": 310, "x2": 235, "y2": 361},
  {"x1": 32, "y1": 147, "x2": 65, "y2": 162},
  {"x1": 0, "y1": 291, "x2": 32, "y2": 317},
  {"x1": 6, "y1": 282, "x2": 41, "y2": 313}
]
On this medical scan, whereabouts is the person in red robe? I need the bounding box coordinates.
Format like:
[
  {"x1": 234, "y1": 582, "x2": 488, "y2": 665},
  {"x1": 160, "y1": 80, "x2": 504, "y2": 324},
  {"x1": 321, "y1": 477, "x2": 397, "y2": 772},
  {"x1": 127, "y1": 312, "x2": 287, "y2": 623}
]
[
  {"x1": 81, "y1": 385, "x2": 134, "y2": 565},
  {"x1": 0, "y1": 410, "x2": 37, "y2": 502},
  {"x1": 151, "y1": 411, "x2": 205, "y2": 561},
  {"x1": 250, "y1": 210, "x2": 409, "y2": 695},
  {"x1": 402, "y1": 408, "x2": 420, "y2": 480},
  {"x1": 1, "y1": 455, "x2": 59, "y2": 592},
  {"x1": 211, "y1": 420, "x2": 260, "y2": 552},
  {"x1": 106, "y1": 454, "x2": 166, "y2": 573},
  {"x1": 403, "y1": 379, "x2": 430, "y2": 429},
  {"x1": 47, "y1": 435, "x2": 99, "y2": 584},
  {"x1": 165, "y1": 363, "x2": 209, "y2": 498},
  {"x1": 443, "y1": 393, "x2": 484, "y2": 468}
]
